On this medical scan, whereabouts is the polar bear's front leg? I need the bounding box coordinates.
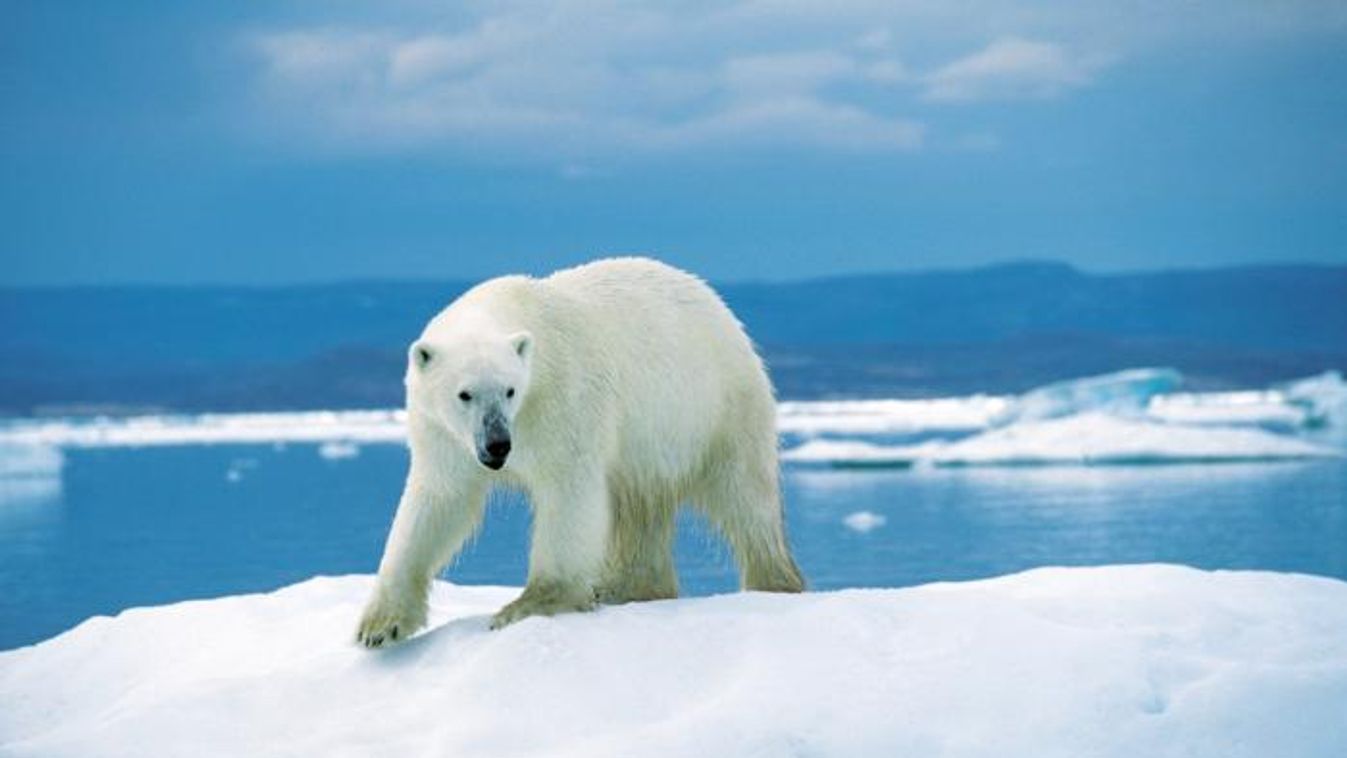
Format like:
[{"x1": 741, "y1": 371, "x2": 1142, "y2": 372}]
[
  {"x1": 491, "y1": 472, "x2": 609, "y2": 629},
  {"x1": 357, "y1": 470, "x2": 486, "y2": 648}
]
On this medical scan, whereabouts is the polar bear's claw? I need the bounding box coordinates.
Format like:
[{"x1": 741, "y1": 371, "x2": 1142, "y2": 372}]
[
  {"x1": 355, "y1": 590, "x2": 426, "y2": 648},
  {"x1": 490, "y1": 584, "x2": 597, "y2": 629}
]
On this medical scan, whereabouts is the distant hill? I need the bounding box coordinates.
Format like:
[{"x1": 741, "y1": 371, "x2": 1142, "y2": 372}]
[{"x1": 2, "y1": 262, "x2": 1344, "y2": 414}]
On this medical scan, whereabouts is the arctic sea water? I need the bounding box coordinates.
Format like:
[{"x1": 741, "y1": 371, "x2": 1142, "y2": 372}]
[{"x1": 1, "y1": 370, "x2": 1345, "y2": 650}]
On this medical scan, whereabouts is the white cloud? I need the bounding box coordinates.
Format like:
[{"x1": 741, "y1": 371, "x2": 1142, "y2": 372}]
[
  {"x1": 949, "y1": 132, "x2": 1002, "y2": 152},
  {"x1": 645, "y1": 97, "x2": 923, "y2": 152},
  {"x1": 240, "y1": 1, "x2": 1343, "y2": 160},
  {"x1": 723, "y1": 51, "x2": 860, "y2": 98},
  {"x1": 248, "y1": 17, "x2": 920, "y2": 159},
  {"x1": 923, "y1": 37, "x2": 1102, "y2": 103},
  {"x1": 253, "y1": 30, "x2": 391, "y2": 86}
]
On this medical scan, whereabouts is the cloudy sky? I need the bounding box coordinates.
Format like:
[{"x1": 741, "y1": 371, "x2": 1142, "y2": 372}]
[{"x1": 4, "y1": 1, "x2": 1346, "y2": 284}]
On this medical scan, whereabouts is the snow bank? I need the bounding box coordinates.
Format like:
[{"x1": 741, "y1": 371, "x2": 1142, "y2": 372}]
[
  {"x1": 784, "y1": 413, "x2": 1340, "y2": 467},
  {"x1": 2, "y1": 565, "x2": 1344, "y2": 757}
]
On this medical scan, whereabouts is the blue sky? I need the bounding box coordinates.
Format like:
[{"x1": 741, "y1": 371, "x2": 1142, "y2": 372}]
[{"x1": 4, "y1": 1, "x2": 1346, "y2": 284}]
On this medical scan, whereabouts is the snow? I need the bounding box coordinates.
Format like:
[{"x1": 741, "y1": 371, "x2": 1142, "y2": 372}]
[{"x1": 2, "y1": 565, "x2": 1345, "y2": 757}]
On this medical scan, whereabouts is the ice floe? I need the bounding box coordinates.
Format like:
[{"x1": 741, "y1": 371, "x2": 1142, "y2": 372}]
[
  {"x1": 842, "y1": 510, "x2": 887, "y2": 532},
  {"x1": 0, "y1": 370, "x2": 1343, "y2": 470},
  {"x1": 784, "y1": 412, "x2": 1339, "y2": 467},
  {"x1": 991, "y1": 367, "x2": 1181, "y2": 426},
  {"x1": 317, "y1": 441, "x2": 361, "y2": 460}
]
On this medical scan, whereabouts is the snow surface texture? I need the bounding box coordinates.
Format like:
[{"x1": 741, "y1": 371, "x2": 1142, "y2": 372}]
[
  {"x1": 2, "y1": 565, "x2": 1345, "y2": 758},
  {"x1": 0, "y1": 369, "x2": 1343, "y2": 471}
]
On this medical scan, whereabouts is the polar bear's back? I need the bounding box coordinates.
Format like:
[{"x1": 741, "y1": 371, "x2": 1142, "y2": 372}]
[
  {"x1": 543, "y1": 257, "x2": 769, "y2": 399},
  {"x1": 541, "y1": 257, "x2": 775, "y2": 482}
]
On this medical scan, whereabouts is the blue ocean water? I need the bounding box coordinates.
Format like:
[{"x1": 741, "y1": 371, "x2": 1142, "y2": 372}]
[{"x1": 2, "y1": 442, "x2": 1344, "y2": 650}]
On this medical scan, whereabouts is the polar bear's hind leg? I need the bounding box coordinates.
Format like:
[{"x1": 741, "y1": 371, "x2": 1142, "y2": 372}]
[{"x1": 697, "y1": 438, "x2": 804, "y2": 594}]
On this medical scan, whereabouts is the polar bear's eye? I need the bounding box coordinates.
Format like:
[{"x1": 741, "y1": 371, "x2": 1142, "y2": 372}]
[
  {"x1": 458, "y1": 391, "x2": 472, "y2": 402},
  {"x1": 414, "y1": 347, "x2": 433, "y2": 367},
  {"x1": 506, "y1": 388, "x2": 515, "y2": 399}
]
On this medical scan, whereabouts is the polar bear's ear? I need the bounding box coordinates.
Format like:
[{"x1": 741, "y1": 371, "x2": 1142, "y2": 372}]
[
  {"x1": 411, "y1": 341, "x2": 434, "y2": 369},
  {"x1": 509, "y1": 331, "x2": 533, "y2": 362}
]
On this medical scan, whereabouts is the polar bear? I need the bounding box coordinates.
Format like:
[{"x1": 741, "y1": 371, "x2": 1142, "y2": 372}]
[{"x1": 356, "y1": 257, "x2": 804, "y2": 647}]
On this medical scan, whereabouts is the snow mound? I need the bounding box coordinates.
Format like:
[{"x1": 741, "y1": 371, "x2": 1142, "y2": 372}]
[
  {"x1": 784, "y1": 412, "x2": 1340, "y2": 467},
  {"x1": 3, "y1": 566, "x2": 1346, "y2": 757}
]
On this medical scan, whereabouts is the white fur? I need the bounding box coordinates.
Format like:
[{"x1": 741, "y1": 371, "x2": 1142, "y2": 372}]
[{"x1": 357, "y1": 257, "x2": 803, "y2": 647}]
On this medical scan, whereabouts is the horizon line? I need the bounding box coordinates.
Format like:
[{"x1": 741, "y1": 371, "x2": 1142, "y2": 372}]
[{"x1": 3, "y1": 258, "x2": 1345, "y2": 291}]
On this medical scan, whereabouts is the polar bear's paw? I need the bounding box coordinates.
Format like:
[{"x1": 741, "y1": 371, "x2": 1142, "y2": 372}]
[
  {"x1": 490, "y1": 582, "x2": 597, "y2": 630},
  {"x1": 355, "y1": 587, "x2": 428, "y2": 648}
]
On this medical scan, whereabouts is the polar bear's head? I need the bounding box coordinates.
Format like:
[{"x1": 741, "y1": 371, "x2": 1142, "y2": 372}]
[{"x1": 406, "y1": 329, "x2": 533, "y2": 471}]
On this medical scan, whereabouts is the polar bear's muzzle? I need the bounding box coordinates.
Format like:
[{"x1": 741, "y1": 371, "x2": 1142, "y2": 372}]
[
  {"x1": 479, "y1": 436, "x2": 510, "y2": 470},
  {"x1": 476, "y1": 408, "x2": 512, "y2": 470}
]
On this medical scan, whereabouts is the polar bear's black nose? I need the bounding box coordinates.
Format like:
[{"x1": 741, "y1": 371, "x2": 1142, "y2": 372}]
[{"x1": 480, "y1": 437, "x2": 511, "y2": 469}]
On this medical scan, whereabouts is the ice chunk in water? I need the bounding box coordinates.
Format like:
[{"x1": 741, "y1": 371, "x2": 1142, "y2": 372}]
[
  {"x1": 0, "y1": 443, "x2": 64, "y2": 479},
  {"x1": 1281, "y1": 371, "x2": 1347, "y2": 430},
  {"x1": 992, "y1": 368, "x2": 1182, "y2": 426}
]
